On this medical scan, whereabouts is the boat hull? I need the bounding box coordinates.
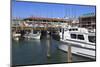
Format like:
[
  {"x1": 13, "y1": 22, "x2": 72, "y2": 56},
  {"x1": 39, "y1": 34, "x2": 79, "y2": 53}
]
[
  {"x1": 24, "y1": 34, "x2": 41, "y2": 39},
  {"x1": 59, "y1": 40, "x2": 96, "y2": 60},
  {"x1": 12, "y1": 33, "x2": 21, "y2": 37}
]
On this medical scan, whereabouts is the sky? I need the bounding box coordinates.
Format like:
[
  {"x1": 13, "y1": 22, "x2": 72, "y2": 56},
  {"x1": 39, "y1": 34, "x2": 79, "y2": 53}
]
[{"x1": 12, "y1": 0, "x2": 96, "y2": 18}]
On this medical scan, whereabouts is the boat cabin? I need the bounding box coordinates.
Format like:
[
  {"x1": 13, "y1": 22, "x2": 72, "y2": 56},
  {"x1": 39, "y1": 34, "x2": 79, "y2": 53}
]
[{"x1": 60, "y1": 27, "x2": 96, "y2": 44}]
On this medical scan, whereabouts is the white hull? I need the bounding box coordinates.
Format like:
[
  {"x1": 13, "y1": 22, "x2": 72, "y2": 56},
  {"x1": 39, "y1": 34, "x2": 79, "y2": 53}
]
[
  {"x1": 13, "y1": 37, "x2": 19, "y2": 41},
  {"x1": 59, "y1": 40, "x2": 96, "y2": 59},
  {"x1": 24, "y1": 33, "x2": 41, "y2": 39},
  {"x1": 12, "y1": 33, "x2": 21, "y2": 37},
  {"x1": 12, "y1": 33, "x2": 21, "y2": 41},
  {"x1": 60, "y1": 39, "x2": 95, "y2": 49}
]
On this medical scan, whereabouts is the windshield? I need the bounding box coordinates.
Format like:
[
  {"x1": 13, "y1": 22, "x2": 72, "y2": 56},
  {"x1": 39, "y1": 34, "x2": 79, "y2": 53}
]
[{"x1": 88, "y1": 36, "x2": 96, "y2": 43}]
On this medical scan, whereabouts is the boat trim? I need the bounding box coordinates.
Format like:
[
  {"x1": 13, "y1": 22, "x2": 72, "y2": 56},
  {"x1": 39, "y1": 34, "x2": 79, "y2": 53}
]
[
  {"x1": 76, "y1": 52, "x2": 96, "y2": 59},
  {"x1": 65, "y1": 39, "x2": 95, "y2": 46},
  {"x1": 60, "y1": 40, "x2": 95, "y2": 51}
]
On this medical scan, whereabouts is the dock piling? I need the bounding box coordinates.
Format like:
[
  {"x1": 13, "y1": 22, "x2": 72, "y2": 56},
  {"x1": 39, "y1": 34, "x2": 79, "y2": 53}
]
[{"x1": 67, "y1": 45, "x2": 72, "y2": 63}]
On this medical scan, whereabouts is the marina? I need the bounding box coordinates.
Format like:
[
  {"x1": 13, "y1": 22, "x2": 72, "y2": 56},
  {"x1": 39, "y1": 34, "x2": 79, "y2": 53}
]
[
  {"x1": 12, "y1": 1, "x2": 96, "y2": 66},
  {"x1": 12, "y1": 14, "x2": 96, "y2": 66},
  {"x1": 12, "y1": 16, "x2": 96, "y2": 66}
]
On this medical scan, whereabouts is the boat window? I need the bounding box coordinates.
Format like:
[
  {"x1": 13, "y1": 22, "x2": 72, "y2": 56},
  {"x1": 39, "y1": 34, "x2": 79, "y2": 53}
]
[
  {"x1": 78, "y1": 35, "x2": 84, "y2": 40},
  {"x1": 69, "y1": 29, "x2": 73, "y2": 31},
  {"x1": 88, "y1": 36, "x2": 96, "y2": 43},
  {"x1": 72, "y1": 29, "x2": 74, "y2": 31},
  {"x1": 69, "y1": 29, "x2": 71, "y2": 31},
  {"x1": 69, "y1": 29, "x2": 78, "y2": 31},
  {"x1": 71, "y1": 34, "x2": 76, "y2": 39},
  {"x1": 75, "y1": 29, "x2": 78, "y2": 31},
  {"x1": 33, "y1": 31, "x2": 38, "y2": 34},
  {"x1": 60, "y1": 28, "x2": 61, "y2": 32}
]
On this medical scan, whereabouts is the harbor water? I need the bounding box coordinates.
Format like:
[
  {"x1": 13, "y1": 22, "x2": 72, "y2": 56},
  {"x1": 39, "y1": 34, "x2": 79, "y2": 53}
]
[{"x1": 12, "y1": 35, "x2": 94, "y2": 66}]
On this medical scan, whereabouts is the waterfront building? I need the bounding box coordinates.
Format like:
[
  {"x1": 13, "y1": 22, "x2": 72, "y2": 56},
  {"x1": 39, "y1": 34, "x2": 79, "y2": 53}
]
[
  {"x1": 79, "y1": 13, "x2": 96, "y2": 29},
  {"x1": 23, "y1": 17, "x2": 70, "y2": 28},
  {"x1": 12, "y1": 16, "x2": 72, "y2": 31}
]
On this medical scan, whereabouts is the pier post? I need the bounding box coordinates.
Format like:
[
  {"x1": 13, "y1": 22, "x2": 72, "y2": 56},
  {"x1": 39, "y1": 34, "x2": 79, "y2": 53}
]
[
  {"x1": 67, "y1": 45, "x2": 72, "y2": 63},
  {"x1": 62, "y1": 28, "x2": 64, "y2": 39}
]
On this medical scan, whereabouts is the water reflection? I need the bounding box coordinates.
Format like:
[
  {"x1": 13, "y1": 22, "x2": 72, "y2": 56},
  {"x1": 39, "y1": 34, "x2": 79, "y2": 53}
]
[
  {"x1": 12, "y1": 35, "x2": 94, "y2": 66},
  {"x1": 46, "y1": 35, "x2": 51, "y2": 57}
]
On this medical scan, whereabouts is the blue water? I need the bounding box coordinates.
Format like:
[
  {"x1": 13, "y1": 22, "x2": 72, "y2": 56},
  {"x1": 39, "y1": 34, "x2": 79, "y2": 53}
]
[{"x1": 12, "y1": 36, "x2": 94, "y2": 66}]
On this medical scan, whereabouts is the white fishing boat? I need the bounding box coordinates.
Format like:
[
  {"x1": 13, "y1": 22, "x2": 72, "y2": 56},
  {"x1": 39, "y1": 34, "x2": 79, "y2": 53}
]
[
  {"x1": 12, "y1": 31, "x2": 21, "y2": 41},
  {"x1": 24, "y1": 30, "x2": 41, "y2": 39},
  {"x1": 59, "y1": 27, "x2": 96, "y2": 59},
  {"x1": 12, "y1": 31, "x2": 21, "y2": 37}
]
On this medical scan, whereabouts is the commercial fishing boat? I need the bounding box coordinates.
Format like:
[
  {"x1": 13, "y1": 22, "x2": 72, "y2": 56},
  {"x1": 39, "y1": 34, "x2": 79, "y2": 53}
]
[
  {"x1": 12, "y1": 31, "x2": 21, "y2": 40},
  {"x1": 24, "y1": 30, "x2": 41, "y2": 39},
  {"x1": 59, "y1": 27, "x2": 96, "y2": 59}
]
